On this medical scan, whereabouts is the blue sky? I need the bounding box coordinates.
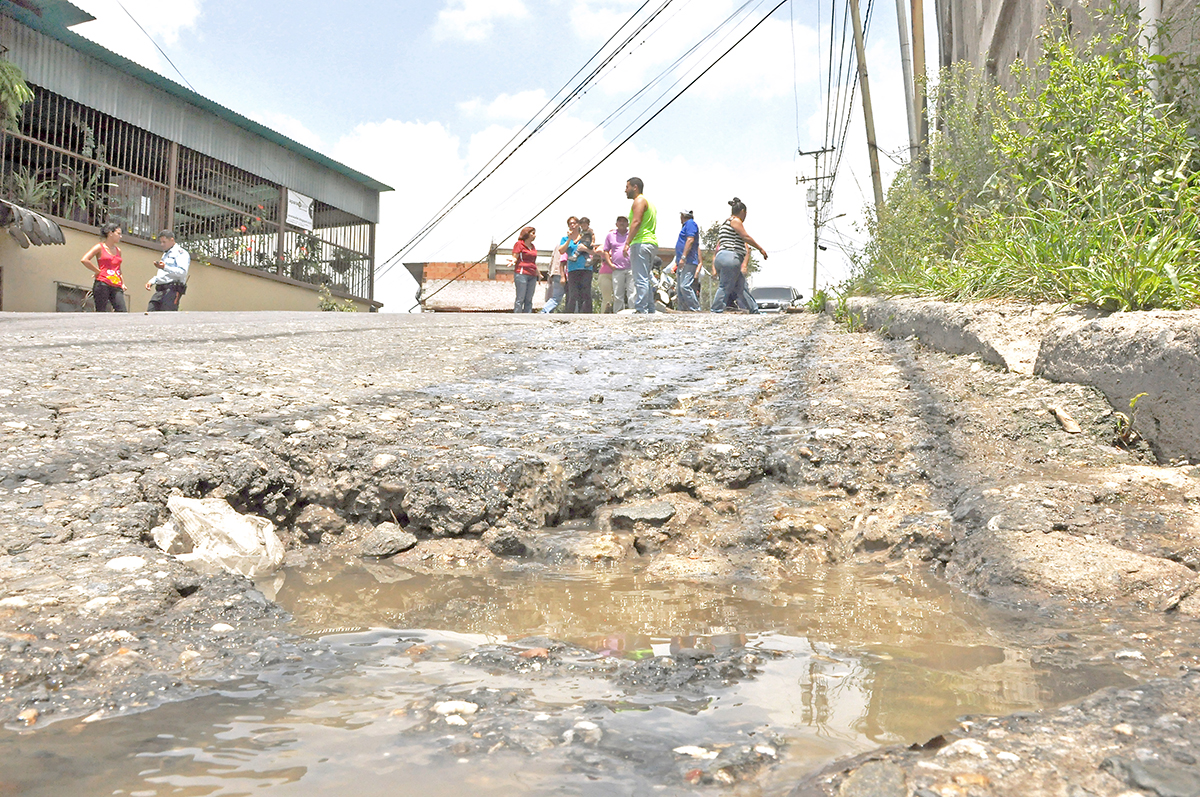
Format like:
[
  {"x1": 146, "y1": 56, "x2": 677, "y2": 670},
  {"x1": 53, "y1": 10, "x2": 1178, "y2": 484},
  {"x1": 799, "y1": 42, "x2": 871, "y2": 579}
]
[{"x1": 70, "y1": 0, "x2": 930, "y2": 311}]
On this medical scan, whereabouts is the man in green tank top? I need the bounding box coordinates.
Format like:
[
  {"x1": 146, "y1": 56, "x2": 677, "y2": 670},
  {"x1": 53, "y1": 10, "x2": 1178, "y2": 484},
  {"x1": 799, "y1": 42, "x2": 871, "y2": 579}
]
[{"x1": 622, "y1": 176, "x2": 658, "y2": 313}]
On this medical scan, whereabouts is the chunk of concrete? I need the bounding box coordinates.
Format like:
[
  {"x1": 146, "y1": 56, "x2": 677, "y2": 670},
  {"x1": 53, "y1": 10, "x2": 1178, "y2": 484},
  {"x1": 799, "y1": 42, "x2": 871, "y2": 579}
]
[
  {"x1": 610, "y1": 501, "x2": 676, "y2": 529},
  {"x1": 1036, "y1": 310, "x2": 1200, "y2": 462}
]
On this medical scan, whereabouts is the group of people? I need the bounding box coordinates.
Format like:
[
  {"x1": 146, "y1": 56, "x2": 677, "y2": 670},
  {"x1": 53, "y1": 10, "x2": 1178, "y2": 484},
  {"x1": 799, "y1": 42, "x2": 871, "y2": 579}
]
[
  {"x1": 512, "y1": 177, "x2": 768, "y2": 315},
  {"x1": 80, "y1": 223, "x2": 190, "y2": 312}
]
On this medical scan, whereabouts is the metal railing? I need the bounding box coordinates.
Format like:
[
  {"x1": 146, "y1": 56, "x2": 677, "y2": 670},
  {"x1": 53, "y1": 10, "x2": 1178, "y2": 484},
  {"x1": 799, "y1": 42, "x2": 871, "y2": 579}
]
[{"x1": 1, "y1": 85, "x2": 376, "y2": 300}]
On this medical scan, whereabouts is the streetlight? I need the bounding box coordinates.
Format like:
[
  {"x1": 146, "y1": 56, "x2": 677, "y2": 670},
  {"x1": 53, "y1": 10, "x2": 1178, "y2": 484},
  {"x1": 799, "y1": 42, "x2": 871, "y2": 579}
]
[{"x1": 812, "y1": 212, "x2": 846, "y2": 297}]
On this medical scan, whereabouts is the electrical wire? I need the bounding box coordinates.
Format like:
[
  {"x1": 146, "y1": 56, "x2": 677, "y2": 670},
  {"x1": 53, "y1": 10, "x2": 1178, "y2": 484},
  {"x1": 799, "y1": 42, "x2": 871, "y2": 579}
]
[
  {"x1": 113, "y1": 0, "x2": 196, "y2": 91},
  {"x1": 450, "y1": 0, "x2": 761, "y2": 236},
  {"x1": 410, "y1": 0, "x2": 793, "y2": 311},
  {"x1": 376, "y1": 0, "x2": 677, "y2": 279},
  {"x1": 381, "y1": 0, "x2": 772, "y2": 282}
]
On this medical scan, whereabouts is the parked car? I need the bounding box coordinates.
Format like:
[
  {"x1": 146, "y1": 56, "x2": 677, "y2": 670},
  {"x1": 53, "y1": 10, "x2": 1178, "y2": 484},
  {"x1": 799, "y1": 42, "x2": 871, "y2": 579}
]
[{"x1": 750, "y1": 285, "x2": 803, "y2": 312}]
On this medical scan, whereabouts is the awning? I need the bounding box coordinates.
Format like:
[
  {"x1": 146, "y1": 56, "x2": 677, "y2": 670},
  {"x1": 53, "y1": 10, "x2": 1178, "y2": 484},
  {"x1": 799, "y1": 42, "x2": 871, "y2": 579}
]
[{"x1": 0, "y1": 199, "x2": 66, "y2": 247}]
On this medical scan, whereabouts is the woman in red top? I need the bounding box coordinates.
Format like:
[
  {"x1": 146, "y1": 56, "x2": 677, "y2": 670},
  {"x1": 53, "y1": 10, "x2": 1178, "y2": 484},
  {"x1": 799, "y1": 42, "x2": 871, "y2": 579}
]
[
  {"x1": 512, "y1": 226, "x2": 539, "y2": 313},
  {"x1": 80, "y1": 223, "x2": 127, "y2": 312}
]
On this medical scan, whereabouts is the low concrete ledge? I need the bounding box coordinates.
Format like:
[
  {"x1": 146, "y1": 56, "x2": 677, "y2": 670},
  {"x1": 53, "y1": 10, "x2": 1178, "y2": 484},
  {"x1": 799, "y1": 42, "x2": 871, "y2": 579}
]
[
  {"x1": 1037, "y1": 310, "x2": 1200, "y2": 463},
  {"x1": 843, "y1": 297, "x2": 1083, "y2": 375},
  {"x1": 842, "y1": 297, "x2": 1200, "y2": 462}
]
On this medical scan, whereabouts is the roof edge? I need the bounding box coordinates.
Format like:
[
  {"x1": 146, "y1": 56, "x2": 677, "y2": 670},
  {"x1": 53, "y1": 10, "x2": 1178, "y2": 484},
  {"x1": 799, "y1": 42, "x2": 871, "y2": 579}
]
[{"x1": 0, "y1": 0, "x2": 393, "y2": 194}]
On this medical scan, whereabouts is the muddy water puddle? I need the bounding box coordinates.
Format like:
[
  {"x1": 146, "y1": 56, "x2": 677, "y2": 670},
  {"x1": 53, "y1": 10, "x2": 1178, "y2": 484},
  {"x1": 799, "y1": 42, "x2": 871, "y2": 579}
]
[{"x1": 0, "y1": 560, "x2": 1132, "y2": 797}]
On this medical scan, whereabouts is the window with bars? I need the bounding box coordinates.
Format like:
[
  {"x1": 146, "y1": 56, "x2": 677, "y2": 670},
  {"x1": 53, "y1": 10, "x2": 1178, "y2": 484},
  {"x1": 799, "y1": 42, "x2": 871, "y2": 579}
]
[{"x1": 1, "y1": 85, "x2": 375, "y2": 300}]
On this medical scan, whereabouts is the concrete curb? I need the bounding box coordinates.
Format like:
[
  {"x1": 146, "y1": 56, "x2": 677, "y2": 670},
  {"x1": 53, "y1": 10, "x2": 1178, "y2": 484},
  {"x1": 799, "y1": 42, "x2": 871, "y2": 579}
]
[{"x1": 842, "y1": 297, "x2": 1200, "y2": 462}]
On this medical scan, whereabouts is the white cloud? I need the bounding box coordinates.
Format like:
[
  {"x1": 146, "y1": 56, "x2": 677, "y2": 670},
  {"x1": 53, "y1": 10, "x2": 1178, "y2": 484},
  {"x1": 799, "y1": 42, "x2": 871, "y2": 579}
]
[
  {"x1": 458, "y1": 89, "x2": 550, "y2": 122},
  {"x1": 568, "y1": 0, "x2": 820, "y2": 102},
  {"x1": 248, "y1": 111, "x2": 328, "y2": 154},
  {"x1": 71, "y1": 0, "x2": 201, "y2": 73},
  {"x1": 434, "y1": 0, "x2": 528, "y2": 41},
  {"x1": 332, "y1": 120, "x2": 468, "y2": 313}
]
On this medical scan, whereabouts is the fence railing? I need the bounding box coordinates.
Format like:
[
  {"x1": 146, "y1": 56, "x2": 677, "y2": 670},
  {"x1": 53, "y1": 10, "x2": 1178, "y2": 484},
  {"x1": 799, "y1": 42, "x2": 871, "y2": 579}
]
[{"x1": 1, "y1": 84, "x2": 375, "y2": 301}]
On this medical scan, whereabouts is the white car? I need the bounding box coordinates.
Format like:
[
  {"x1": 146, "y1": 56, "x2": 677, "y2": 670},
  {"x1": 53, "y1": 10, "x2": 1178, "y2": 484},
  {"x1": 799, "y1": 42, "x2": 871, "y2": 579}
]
[{"x1": 750, "y1": 285, "x2": 804, "y2": 313}]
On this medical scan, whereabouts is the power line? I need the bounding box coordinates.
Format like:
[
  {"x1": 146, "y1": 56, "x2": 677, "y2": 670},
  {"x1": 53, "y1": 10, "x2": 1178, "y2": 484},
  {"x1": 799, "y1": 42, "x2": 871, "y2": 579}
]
[
  {"x1": 382, "y1": 0, "x2": 772, "y2": 282},
  {"x1": 411, "y1": 0, "x2": 792, "y2": 311},
  {"x1": 376, "y1": 0, "x2": 677, "y2": 279},
  {"x1": 113, "y1": 0, "x2": 196, "y2": 91}
]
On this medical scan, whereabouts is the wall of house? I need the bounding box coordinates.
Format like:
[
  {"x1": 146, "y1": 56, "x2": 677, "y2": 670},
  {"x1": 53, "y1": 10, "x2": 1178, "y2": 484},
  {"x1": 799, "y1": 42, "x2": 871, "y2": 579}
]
[
  {"x1": 421, "y1": 262, "x2": 511, "y2": 282},
  {"x1": 1, "y1": 227, "x2": 375, "y2": 312}
]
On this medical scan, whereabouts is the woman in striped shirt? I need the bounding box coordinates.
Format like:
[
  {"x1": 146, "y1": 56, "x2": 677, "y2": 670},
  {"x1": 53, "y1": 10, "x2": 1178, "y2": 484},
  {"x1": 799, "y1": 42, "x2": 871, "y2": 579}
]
[{"x1": 710, "y1": 197, "x2": 768, "y2": 313}]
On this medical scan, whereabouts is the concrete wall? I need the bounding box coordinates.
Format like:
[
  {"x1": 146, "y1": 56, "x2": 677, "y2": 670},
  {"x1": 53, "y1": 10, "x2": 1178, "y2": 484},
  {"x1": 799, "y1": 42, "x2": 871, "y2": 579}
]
[
  {"x1": 1, "y1": 226, "x2": 375, "y2": 313},
  {"x1": 940, "y1": 0, "x2": 1199, "y2": 84}
]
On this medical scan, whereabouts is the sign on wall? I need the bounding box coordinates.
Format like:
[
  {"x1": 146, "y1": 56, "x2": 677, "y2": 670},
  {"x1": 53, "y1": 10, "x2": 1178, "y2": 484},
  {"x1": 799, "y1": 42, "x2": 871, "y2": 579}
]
[{"x1": 286, "y1": 189, "x2": 314, "y2": 231}]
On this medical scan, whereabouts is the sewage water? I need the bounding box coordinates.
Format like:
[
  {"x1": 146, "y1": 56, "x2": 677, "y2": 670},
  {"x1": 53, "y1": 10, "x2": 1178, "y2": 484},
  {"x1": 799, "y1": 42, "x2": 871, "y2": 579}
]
[{"x1": 0, "y1": 557, "x2": 1130, "y2": 797}]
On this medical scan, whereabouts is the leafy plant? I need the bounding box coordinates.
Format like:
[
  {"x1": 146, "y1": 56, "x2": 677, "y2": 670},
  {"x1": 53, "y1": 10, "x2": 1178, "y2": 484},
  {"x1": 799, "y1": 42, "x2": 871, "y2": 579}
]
[
  {"x1": 806, "y1": 288, "x2": 829, "y2": 313},
  {"x1": 3, "y1": 167, "x2": 54, "y2": 210},
  {"x1": 855, "y1": 2, "x2": 1200, "y2": 312},
  {"x1": 1114, "y1": 392, "x2": 1149, "y2": 446},
  {"x1": 318, "y1": 283, "x2": 357, "y2": 312},
  {"x1": 0, "y1": 60, "x2": 32, "y2": 129}
]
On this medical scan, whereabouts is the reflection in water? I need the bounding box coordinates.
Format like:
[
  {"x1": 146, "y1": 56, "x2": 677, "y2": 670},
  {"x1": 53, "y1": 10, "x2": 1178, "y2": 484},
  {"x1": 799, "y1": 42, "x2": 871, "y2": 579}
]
[{"x1": 0, "y1": 560, "x2": 1129, "y2": 796}]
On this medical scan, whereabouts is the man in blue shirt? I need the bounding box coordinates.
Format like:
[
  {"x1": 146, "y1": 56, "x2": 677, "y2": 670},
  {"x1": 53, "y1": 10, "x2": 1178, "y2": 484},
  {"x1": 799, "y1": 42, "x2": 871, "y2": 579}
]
[
  {"x1": 670, "y1": 210, "x2": 701, "y2": 311},
  {"x1": 146, "y1": 230, "x2": 190, "y2": 312}
]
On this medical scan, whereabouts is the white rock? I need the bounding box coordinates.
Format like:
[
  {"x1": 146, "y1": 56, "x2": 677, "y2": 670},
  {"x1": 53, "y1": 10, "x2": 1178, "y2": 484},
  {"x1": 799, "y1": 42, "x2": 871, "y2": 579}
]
[
  {"x1": 444, "y1": 714, "x2": 468, "y2": 726},
  {"x1": 673, "y1": 746, "x2": 719, "y2": 760},
  {"x1": 997, "y1": 751, "x2": 1021, "y2": 763},
  {"x1": 81, "y1": 596, "x2": 120, "y2": 613},
  {"x1": 937, "y1": 738, "x2": 989, "y2": 759},
  {"x1": 1115, "y1": 649, "x2": 1146, "y2": 660},
  {"x1": 434, "y1": 701, "x2": 479, "y2": 716},
  {"x1": 293, "y1": 420, "x2": 314, "y2": 432},
  {"x1": 106, "y1": 556, "x2": 146, "y2": 572},
  {"x1": 371, "y1": 453, "x2": 398, "y2": 471},
  {"x1": 210, "y1": 623, "x2": 234, "y2": 633},
  {"x1": 754, "y1": 745, "x2": 777, "y2": 757},
  {"x1": 0, "y1": 597, "x2": 30, "y2": 608}
]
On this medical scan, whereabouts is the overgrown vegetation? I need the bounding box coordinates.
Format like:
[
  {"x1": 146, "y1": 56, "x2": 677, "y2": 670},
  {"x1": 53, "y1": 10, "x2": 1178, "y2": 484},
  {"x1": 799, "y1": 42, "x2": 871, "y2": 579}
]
[
  {"x1": 318, "y1": 283, "x2": 358, "y2": 312},
  {"x1": 852, "y1": 3, "x2": 1200, "y2": 311}
]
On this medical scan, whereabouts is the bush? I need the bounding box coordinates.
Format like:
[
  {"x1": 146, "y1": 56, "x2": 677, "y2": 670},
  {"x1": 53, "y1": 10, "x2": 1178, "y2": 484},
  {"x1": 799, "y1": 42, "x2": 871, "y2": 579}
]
[{"x1": 857, "y1": 2, "x2": 1200, "y2": 311}]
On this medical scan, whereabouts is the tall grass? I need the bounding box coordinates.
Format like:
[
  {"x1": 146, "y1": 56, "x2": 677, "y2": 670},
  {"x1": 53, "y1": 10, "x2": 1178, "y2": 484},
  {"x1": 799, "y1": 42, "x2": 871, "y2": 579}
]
[{"x1": 855, "y1": 3, "x2": 1200, "y2": 311}]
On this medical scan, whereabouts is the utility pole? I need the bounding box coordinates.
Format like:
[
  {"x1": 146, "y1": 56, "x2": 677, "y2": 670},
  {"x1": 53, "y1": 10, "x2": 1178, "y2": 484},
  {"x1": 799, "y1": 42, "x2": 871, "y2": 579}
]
[
  {"x1": 798, "y1": 147, "x2": 834, "y2": 298},
  {"x1": 894, "y1": 0, "x2": 919, "y2": 167},
  {"x1": 910, "y1": 0, "x2": 931, "y2": 174},
  {"x1": 849, "y1": 0, "x2": 885, "y2": 214}
]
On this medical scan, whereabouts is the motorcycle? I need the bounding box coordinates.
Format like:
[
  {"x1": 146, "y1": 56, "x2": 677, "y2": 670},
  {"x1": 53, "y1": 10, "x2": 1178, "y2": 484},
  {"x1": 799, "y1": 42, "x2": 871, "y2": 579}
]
[{"x1": 651, "y1": 260, "x2": 677, "y2": 311}]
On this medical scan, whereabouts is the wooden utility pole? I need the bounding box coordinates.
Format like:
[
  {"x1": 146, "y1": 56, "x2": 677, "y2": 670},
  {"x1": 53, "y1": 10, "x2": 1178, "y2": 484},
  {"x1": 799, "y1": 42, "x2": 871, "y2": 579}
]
[
  {"x1": 910, "y1": 0, "x2": 931, "y2": 174},
  {"x1": 894, "y1": 0, "x2": 919, "y2": 167},
  {"x1": 849, "y1": 0, "x2": 885, "y2": 214}
]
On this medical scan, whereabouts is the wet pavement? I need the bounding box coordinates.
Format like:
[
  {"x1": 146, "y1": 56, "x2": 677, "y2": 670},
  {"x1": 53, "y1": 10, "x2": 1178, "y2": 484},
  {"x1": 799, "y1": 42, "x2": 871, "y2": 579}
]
[{"x1": 0, "y1": 311, "x2": 1198, "y2": 795}]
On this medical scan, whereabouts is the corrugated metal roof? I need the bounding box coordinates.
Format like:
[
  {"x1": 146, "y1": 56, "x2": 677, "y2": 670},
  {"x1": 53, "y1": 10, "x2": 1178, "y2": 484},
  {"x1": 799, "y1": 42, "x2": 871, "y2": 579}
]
[{"x1": 0, "y1": 0, "x2": 392, "y2": 221}]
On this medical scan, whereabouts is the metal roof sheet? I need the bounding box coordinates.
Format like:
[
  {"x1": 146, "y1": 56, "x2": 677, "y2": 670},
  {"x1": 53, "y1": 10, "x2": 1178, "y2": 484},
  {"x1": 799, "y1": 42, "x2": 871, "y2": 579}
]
[{"x1": 0, "y1": 0, "x2": 393, "y2": 198}]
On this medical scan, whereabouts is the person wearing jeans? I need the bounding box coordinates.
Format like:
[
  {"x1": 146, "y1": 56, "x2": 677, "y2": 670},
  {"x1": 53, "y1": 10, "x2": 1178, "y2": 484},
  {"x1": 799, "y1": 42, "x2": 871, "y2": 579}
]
[
  {"x1": 621, "y1": 177, "x2": 658, "y2": 314},
  {"x1": 710, "y1": 196, "x2": 767, "y2": 313},
  {"x1": 670, "y1": 210, "x2": 701, "y2": 311},
  {"x1": 512, "y1": 226, "x2": 539, "y2": 313}
]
